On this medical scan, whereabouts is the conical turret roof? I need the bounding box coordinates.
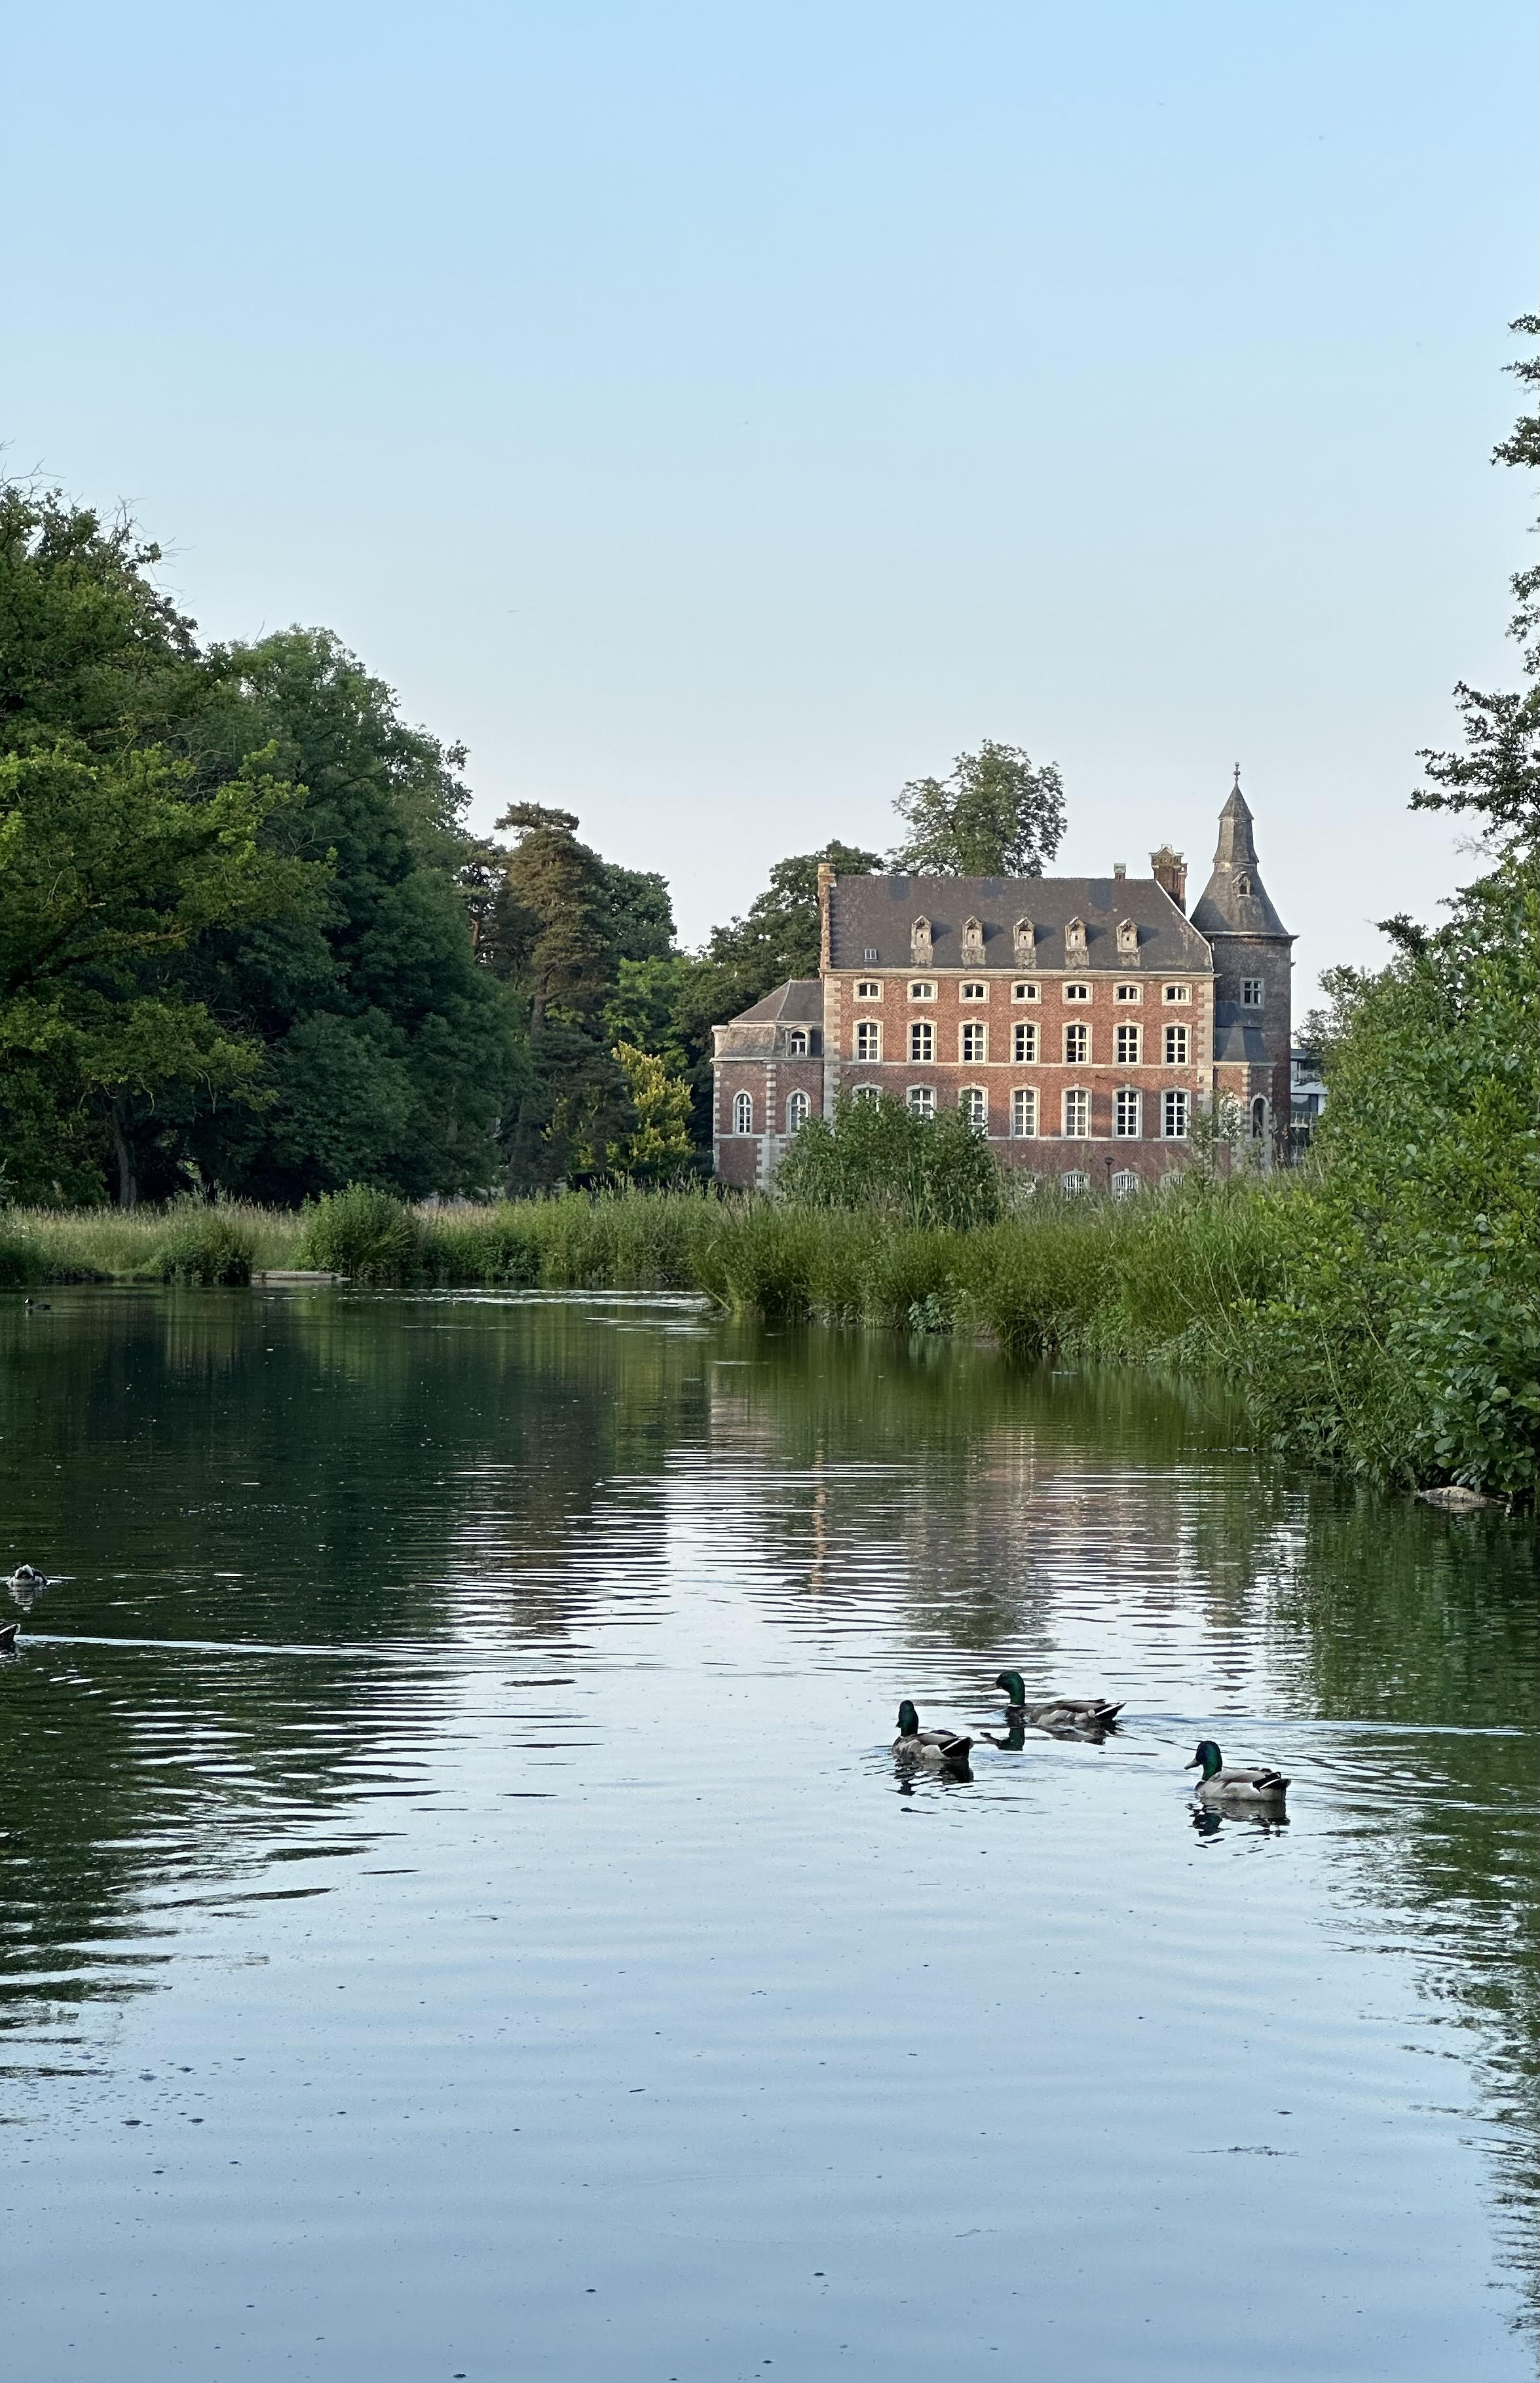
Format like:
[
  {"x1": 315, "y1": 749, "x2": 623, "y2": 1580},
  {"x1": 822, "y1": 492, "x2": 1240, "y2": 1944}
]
[{"x1": 1189, "y1": 770, "x2": 1290, "y2": 938}]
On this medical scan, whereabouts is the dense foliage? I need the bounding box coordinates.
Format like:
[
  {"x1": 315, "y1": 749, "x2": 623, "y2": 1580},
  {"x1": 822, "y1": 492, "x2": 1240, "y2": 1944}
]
[
  {"x1": 772, "y1": 1092, "x2": 1004, "y2": 1231},
  {"x1": 890, "y1": 740, "x2": 1066, "y2": 876}
]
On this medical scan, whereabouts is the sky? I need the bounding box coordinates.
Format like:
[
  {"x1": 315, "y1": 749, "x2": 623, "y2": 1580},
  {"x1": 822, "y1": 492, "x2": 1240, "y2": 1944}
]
[{"x1": 3, "y1": 0, "x2": 1533, "y2": 996}]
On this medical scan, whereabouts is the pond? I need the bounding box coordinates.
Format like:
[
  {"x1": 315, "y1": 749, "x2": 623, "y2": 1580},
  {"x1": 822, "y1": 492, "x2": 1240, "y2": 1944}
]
[{"x1": 1, "y1": 1288, "x2": 1535, "y2": 2381}]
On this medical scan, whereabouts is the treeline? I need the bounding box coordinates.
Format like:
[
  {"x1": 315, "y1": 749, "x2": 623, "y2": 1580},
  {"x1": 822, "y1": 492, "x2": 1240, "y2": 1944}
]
[{"x1": 0, "y1": 496, "x2": 1068, "y2": 1209}]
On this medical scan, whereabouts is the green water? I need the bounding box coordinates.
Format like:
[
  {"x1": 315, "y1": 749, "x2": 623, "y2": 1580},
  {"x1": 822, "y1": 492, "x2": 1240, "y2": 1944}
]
[{"x1": 1, "y1": 1287, "x2": 1535, "y2": 2381}]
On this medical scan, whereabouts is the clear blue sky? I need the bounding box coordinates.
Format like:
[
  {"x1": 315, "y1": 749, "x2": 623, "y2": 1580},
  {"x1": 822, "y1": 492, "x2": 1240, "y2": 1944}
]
[{"x1": 4, "y1": 1, "x2": 1533, "y2": 995}]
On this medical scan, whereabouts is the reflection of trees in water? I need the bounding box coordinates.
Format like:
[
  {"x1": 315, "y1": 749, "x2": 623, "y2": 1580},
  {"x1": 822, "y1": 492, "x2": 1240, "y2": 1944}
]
[
  {"x1": 700, "y1": 1328, "x2": 1540, "y2": 2333},
  {"x1": 0, "y1": 1292, "x2": 707, "y2": 2033}
]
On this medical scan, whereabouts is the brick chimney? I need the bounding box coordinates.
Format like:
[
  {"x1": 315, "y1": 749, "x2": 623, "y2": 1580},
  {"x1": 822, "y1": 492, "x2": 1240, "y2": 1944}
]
[
  {"x1": 1150, "y1": 846, "x2": 1187, "y2": 912},
  {"x1": 817, "y1": 861, "x2": 835, "y2": 973}
]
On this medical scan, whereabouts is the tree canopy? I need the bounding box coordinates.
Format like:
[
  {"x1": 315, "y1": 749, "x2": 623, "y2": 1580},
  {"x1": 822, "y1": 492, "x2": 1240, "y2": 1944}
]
[{"x1": 890, "y1": 740, "x2": 1065, "y2": 876}]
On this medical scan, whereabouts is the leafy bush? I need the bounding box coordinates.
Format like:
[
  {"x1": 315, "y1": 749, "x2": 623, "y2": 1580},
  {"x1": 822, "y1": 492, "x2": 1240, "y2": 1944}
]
[
  {"x1": 297, "y1": 1183, "x2": 423, "y2": 1286},
  {"x1": 153, "y1": 1203, "x2": 259, "y2": 1285},
  {"x1": 774, "y1": 1092, "x2": 1003, "y2": 1230}
]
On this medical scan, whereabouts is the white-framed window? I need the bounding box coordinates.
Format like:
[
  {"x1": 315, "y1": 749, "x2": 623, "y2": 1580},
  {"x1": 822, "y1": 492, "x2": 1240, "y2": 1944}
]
[
  {"x1": 1012, "y1": 1021, "x2": 1038, "y2": 1063},
  {"x1": 960, "y1": 1086, "x2": 988, "y2": 1131},
  {"x1": 907, "y1": 1085, "x2": 935, "y2": 1118},
  {"x1": 1061, "y1": 1169, "x2": 1089, "y2": 1195},
  {"x1": 1164, "y1": 1023, "x2": 1189, "y2": 1066},
  {"x1": 1063, "y1": 982, "x2": 1090, "y2": 1002},
  {"x1": 785, "y1": 1028, "x2": 807, "y2": 1055},
  {"x1": 1110, "y1": 1169, "x2": 1140, "y2": 1197},
  {"x1": 1241, "y1": 978, "x2": 1264, "y2": 1007},
  {"x1": 909, "y1": 1019, "x2": 934, "y2": 1062},
  {"x1": 1010, "y1": 1087, "x2": 1038, "y2": 1138},
  {"x1": 1163, "y1": 983, "x2": 1191, "y2": 1004},
  {"x1": 732, "y1": 1091, "x2": 753, "y2": 1135},
  {"x1": 1064, "y1": 1023, "x2": 1088, "y2": 1064},
  {"x1": 1114, "y1": 1087, "x2": 1141, "y2": 1138},
  {"x1": 1062, "y1": 1088, "x2": 1089, "y2": 1137},
  {"x1": 960, "y1": 1021, "x2": 987, "y2": 1062},
  {"x1": 851, "y1": 1084, "x2": 882, "y2": 1107},
  {"x1": 961, "y1": 981, "x2": 988, "y2": 1002},
  {"x1": 1115, "y1": 983, "x2": 1142, "y2": 1004},
  {"x1": 786, "y1": 1091, "x2": 810, "y2": 1133},
  {"x1": 854, "y1": 1020, "x2": 882, "y2": 1060},
  {"x1": 1012, "y1": 981, "x2": 1040, "y2": 1002},
  {"x1": 909, "y1": 980, "x2": 935, "y2": 1001},
  {"x1": 1163, "y1": 1089, "x2": 1190, "y2": 1138},
  {"x1": 855, "y1": 979, "x2": 882, "y2": 1000},
  {"x1": 1115, "y1": 1023, "x2": 1140, "y2": 1065}
]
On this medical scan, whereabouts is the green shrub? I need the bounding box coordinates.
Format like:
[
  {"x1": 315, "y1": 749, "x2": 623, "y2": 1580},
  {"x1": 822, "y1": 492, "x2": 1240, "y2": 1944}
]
[
  {"x1": 153, "y1": 1203, "x2": 259, "y2": 1285},
  {"x1": 0, "y1": 1225, "x2": 43, "y2": 1287},
  {"x1": 297, "y1": 1184, "x2": 423, "y2": 1286}
]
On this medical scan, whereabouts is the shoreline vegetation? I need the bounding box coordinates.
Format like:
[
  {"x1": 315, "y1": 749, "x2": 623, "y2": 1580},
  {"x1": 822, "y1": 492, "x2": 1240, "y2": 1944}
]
[{"x1": 3, "y1": 1165, "x2": 1533, "y2": 1509}]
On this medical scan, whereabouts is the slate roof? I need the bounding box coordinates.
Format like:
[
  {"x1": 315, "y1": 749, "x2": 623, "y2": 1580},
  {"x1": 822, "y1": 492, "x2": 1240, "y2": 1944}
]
[
  {"x1": 1189, "y1": 783, "x2": 1292, "y2": 940},
  {"x1": 1212, "y1": 1002, "x2": 1273, "y2": 1062},
  {"x1": 713, "y1": 979, "x2": 825, "y2": 1053},
  {"x1": 727, "y1": 980, "x2": 825, "y2": 1024},
  {"x1": 826, "y1": 874, "x2": 1211, "y2": 973}
]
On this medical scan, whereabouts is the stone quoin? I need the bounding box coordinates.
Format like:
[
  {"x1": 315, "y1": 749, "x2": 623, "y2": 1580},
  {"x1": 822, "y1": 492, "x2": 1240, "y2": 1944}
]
[{"x1": 710, "y1": 776, "x2": 1294, "y2": 1190}]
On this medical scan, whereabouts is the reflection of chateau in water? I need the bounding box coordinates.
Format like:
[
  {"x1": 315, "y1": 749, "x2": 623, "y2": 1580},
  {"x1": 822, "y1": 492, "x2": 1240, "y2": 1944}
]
[{"x1": 1, "y1": 1295, "x2": 1534, "y2": 2331}]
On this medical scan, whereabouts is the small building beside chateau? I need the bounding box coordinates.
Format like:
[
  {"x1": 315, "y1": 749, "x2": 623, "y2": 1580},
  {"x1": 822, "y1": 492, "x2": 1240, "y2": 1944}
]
[{"x1": 711, "y1": 776, "x2": 1293, "y2": 1190}]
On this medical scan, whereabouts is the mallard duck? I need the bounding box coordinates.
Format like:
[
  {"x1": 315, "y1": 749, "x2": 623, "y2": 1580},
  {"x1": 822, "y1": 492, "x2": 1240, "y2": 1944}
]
[
  {"x1": 1186, "y1": 1740, "x2": 1289, "y2": 1802},
  {"x1": 994, "y1": 1671, "x2": 1123, "y2": 1730},
  {"x1": 0, "y1": 1620, "x2": 18, "y2": 1654},
  {"x1": 893, "y1": 1701, "x2": 973, "y2": 1766}
]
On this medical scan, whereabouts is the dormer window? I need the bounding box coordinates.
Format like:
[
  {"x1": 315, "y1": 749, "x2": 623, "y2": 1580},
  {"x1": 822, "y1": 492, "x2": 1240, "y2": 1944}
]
[
  {"x1": 960, "y1": 981, "x2": 987, "y2": 1002},
  {"x1": 1012, "y1": 981, "x2": 1040, "y2": 1002},
  {"x1": 911, "y1": 915, "x2": 933, "y2": 963},
  {"x1": 855, "y1": 980, "x2": 882, "y2": 1000},
  {"x1": 1235, "y1": 874, "x2": 1252, "y2": 897},
  {"x1": 1064, "y1": 916, "x2": 1088, "y2": 958},
  {"x1": 1116, "y1": 917, "x2": 1139, "y2": 956},
  {"x1": 1013, "y1": 917, "x2": 1036, "y2": 962},
  {"x1": 961, "y1": 915, "x2": 985, "y2": 965},
  {"x1": 785, "y1": 1029, "x2": 808, "y2": 1055}
]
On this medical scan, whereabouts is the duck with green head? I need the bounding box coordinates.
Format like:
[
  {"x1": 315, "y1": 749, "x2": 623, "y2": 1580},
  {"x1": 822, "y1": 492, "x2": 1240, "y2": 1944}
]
[
  {"x1": 1186, "y1": 1740, "x2": 1289, "y2": 1803},
  {"x1": 994, "y1": 1672, "x2": 1123, "y2": 1731},
  {"x1": 893, "y1": 1702, "x2": 973, "y2": 1767}
]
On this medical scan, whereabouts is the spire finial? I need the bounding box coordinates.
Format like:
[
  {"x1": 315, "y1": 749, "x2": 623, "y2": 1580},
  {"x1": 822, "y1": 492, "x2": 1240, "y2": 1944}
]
[{"x1": 1232, "y1": 762, "x2": 1241, "y2": 791}]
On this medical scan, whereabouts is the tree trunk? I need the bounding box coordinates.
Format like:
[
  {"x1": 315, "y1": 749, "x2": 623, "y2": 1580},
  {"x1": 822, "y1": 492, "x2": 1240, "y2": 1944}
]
[{"x1": 111, "y1": 1093, "x2": 138, "y2": 1211}]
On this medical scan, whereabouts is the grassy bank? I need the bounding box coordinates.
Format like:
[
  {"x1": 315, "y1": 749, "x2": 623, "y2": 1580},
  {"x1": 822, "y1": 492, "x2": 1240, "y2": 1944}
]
[{"x1": 2, "y1": 1179, "x2": 1530, "y2": 1503}]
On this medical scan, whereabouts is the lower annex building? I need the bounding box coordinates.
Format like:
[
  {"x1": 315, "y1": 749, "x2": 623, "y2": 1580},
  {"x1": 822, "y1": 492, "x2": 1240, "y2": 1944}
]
[{"x1": 711, "y1": 777, "x2": 1292, "y2": 1190}]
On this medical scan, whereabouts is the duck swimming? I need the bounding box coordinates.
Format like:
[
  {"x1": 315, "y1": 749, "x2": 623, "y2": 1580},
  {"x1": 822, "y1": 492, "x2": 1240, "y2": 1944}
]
[
  {"x1": 1186, "y1": 1740, "x2": 1289, "y2": 1803},
  {"x1": 994, "y1": 1672, "x2": 1123, "y2": 1731},
  {"x1": 893, "y1": 1701, "x2": 973, "y2": 1767},
  {"x1": 7, "y1": 1566, "x2": 50, "y2": 1592}
]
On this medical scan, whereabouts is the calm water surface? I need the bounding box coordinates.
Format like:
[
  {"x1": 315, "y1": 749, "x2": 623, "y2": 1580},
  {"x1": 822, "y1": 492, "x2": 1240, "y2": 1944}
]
[{"x1": 1, "y1": 1288, "x2": 1535, "y2": 2382}]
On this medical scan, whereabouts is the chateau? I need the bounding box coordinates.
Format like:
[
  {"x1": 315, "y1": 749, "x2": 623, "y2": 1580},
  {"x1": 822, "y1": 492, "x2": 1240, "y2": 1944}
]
[{"x1": 711, "y1": 776, "x2": 1292, "y2": 1190}]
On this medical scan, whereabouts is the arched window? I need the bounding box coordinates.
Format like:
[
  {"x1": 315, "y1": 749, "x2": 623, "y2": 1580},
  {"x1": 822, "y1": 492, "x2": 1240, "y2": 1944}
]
[
  {"x1": 1061, "y1": 1169, "x2": 1089, "y2": 1195},
  {"x1": 960, "y1": 1086, "x2": 987, "y2": 1131},
  {"x1": 1010, "y1": 1087, "x2": 1038, "y2": 1138},
  {"x1": 1250, "y1": 1096, "x2": 1268, "y2": 1141},
  {"x1": 732, "y1": 1090, "x2": 753, "y2": 1135},
  {"x1": 1062, "y1": 1089, "x2": 1089, "y2": 1138},
  {"x1": 1235, "y1": 874, "x2": 1252, "y2": 896},
  {"x1": 854, "y1": 1020, "x2": 881, "y2": 1060},
  {"x1": 785, "y1": 1029, "x2": 808, "y2": 1055},
  {"x1": 850, "y1": 1084, "x2": 882, "y2": 1107},
  {"x1": 1110, "y1": 1169, "x2": 1140, "y2": 1197},
  {"x1": 786, "y1": 1091, "x2": 810, "y2": 1134},
  {"x1": 1114, "y1": 1088, "x2": 1141, "y2": 1138},
  {"x1": 907, "y1": 1085, "x2": 935, "y2": 1118}
]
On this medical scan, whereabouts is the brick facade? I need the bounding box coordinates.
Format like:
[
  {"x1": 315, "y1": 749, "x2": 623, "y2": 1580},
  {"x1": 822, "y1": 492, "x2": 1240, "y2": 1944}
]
[{"x1": 712, "y1": 781, "x2": 1294, "y2": 1189}]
